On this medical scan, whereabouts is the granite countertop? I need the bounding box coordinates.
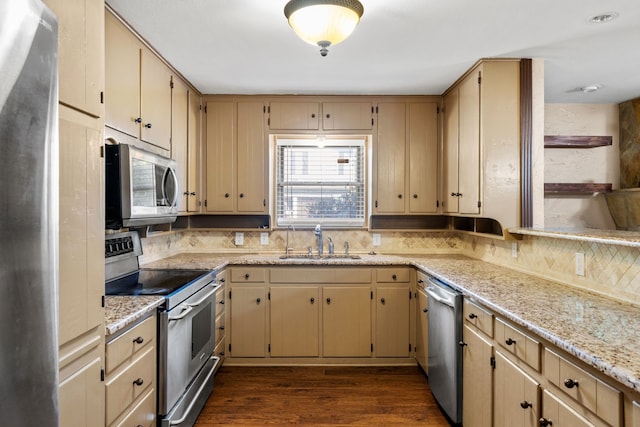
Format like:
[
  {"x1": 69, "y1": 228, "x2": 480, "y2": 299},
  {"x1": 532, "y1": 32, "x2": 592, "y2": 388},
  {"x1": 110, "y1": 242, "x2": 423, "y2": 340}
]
[
  {"x1": 132, "y1": 252, "x2": 640, "y2": 393},
  {"x1": 509, "y1": 227, "x2": 640, "y2": 248},
  {"x1": 105, "y1": 295, "x2": 164, "y2": 337}
]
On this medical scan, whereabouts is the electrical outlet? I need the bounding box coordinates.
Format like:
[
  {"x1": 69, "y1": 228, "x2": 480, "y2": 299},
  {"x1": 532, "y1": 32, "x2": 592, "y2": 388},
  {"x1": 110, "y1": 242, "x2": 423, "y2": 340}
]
[
  {"x1": 511, "y1": 242, "x2": 518, "y2": 258},
  {"x1": 235, "y1": 232, "x2": 244, "y2": 246},
  {"x1": 372, "y1": 233, "x2": 381, "y2": 246},
  {"x1": 575, "y1": 252, "x2": 585, "y2": 276},
  {"x1": 260, "y1": 232, "x2": 269, "y2": 245}
]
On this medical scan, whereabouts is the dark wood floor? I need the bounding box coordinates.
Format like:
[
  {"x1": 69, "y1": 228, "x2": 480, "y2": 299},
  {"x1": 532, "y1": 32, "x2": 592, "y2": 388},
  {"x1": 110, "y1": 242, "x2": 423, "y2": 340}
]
[{"x1": 195, "y1": 366, "x2": 452, "y2": 426}]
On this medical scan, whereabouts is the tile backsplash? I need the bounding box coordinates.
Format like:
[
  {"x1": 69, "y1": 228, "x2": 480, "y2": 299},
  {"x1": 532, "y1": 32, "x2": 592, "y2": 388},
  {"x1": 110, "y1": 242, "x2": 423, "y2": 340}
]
[{"x1": 140, "y1": 228, "x2": 640, "y2": 305}]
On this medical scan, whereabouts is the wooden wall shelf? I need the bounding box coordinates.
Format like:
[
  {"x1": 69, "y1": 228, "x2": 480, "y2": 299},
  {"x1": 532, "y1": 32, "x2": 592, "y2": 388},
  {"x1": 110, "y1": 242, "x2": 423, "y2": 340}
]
[
  {"x1": 544, "y1": 183, "x2": 612, "y2": 194},
  {"x1": 544, "y1": 135, "x2": 612, "y2": 148}
]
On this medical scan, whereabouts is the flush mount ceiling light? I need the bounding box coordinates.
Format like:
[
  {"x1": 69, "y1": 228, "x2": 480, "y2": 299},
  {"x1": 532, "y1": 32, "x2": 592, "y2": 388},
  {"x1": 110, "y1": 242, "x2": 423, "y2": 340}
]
[
  {"x1": 284, "y1": 0, "x2": 364, "y2": 57},
  {"x1": 579, "y1": 84, "x2": 603, "y2": 93},
  {"x1": 588, "y1": 12, "x2": 619, "y2": 24}
]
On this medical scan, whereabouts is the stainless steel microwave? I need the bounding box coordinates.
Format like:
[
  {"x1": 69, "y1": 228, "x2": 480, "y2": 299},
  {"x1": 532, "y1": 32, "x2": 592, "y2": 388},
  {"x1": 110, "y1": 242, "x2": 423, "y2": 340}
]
[{"x1": 105, "y1": 144, "x2": 179, "y2": 229}]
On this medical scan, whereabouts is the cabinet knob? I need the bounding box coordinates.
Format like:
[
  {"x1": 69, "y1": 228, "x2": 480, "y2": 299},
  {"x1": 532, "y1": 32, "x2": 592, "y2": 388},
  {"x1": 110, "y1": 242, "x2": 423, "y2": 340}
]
[
  {"x1": 239, "y1": 193, "x2": 245, "y2": 198},
  {"x1": 413, "y1": 194, "x2": 418, "y2": 199},
  {"x1": 219, "y1": 300, "x2": 225, "y2": 305},
  {"x1": 133, "y1": 336, "x2": 144, "y2": 344},
  {"x1": 245, "y1": 273, "x2": 250, "y2": 279},
  {"x1": 183, "y1": 191, "x2": 190, "y2": 196},
  {"x1": 397, "y1": 194, "x2": 403, "y2": 199},
  {"x1": 423, "y1": 307, "x2": 428, "y2": 313},
  {"x1": 417, "y1": 279, "x2": 424, "y2": 284},
  {"x1": 326, "y1": 297, "x2": 331, "y2": 305},
  {"x1": 563, "y1": 378, "x2": 579, "y2": 389},
  {"x1": 505, "y1": 338, "x2": 516, "y2": 346},
  {"x1": 190, "y1": 192, "x2": 196, "y2": 196},
  {"x1": 144, "y1": 123, "x2": 152, "y2": 129},
  {"x1": 219, "y1": 278, "x2": 226, "y2": 283},
  {"x1": 134, "y1": 117, "x2": 142, "y2": 123},
  {"x1": 468, "y1": 313, "x2": 478, "y2": 319},
  {"x1": 380, "y1": 298, "x2": 386, "y2": 304},
  {"x1": 520, "y1": 401, "x2": 532, "y2": 409},
  {"x1": 392, "y1": 274, "x2": 397, "y2": 280},
  {"x1": 311, "y1": 113, "x2": 316, "y2": 118},
  {"x1": 256, "y1": 298, "x2": 261, "y2": 304},
  {"x1": 310, "y1": 297, "x2": 315, "y2": 304},
  {"x1": 224, "y1": 193, "x2": 230, "y2": 198},
  {"x1": 539, "y1": 418, "x2": 553, "y2": 426},
  {"x1": 133, "y1": 378, "x2": 144, "y2": 386},
  {"x1": 219, "y1": 326, "x2": 225, "y2": 331},
  {"x1": 458, "y1": 340, "x2": 467, "y2": 347}
]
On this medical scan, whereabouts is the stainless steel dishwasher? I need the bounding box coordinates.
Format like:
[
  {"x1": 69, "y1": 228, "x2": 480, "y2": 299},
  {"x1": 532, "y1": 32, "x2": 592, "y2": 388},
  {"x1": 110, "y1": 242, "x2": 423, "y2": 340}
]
[{"x1": 426, "y1": 276, "x2": 463, "y2": 425}]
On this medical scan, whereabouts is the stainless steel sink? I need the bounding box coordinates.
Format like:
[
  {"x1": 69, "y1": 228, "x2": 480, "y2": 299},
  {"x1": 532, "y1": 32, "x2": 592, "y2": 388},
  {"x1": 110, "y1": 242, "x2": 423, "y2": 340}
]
[{"x1": 279, "y1": 254, "x2": 362, "y2": 260}]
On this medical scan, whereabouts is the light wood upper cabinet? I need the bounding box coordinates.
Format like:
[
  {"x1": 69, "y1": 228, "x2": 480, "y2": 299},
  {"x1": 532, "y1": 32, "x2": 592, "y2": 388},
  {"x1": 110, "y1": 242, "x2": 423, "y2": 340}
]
[
  {"x1": 105, "y1": 10, "x2": 172, "y2": 151},
  {"x1": 46, "y1": 0, "x2": 104, "y2": 117},
  {"x1": 269, "y1": 101, "x2": 320, "y2": 130},
  {"x1": 458, "y1": 68, "x2": 481, "y2": 215},
  {"x1": 375, "y1": 101, "x2": 439, "y2": 214},
  {"x1": 322, "y1": 102, "x2": 373, "y2": 130},
  {"x1": 172, "y1": 77, "x2": 189, "y2": 212},
  {"x1": 494, "y1": 350, "x2": 540, "y2": 427},
  {"x1": 375, "y1": 287, "x2": 410, "y2": 357},
  {"x1": 270, "y1": 287, "x2": 320, "y2": 357},
  {"x1": 323, "y1": 287, "x2": 372, "y2": 357},
  {"x1": 443, "y1": 89, "x2": 460, "y2": 213},
  {"x1": 205, "y1": 100, "x2": 267, "y2": 213},
  {"x1": 187, "y1": 90, "x2": 201, "y2": 212}
]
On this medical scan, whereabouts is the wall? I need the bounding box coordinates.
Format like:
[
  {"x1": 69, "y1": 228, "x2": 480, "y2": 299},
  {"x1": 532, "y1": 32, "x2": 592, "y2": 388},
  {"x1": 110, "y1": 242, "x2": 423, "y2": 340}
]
[{"x1": 544, "y1": 103, "x2": 619, "y2": 229}]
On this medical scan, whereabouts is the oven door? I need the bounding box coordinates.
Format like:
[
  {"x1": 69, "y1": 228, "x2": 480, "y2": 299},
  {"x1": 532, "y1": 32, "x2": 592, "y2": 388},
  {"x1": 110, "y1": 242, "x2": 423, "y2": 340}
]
[{"x1": 159, "y1": 282, "x2": 220, "y2": 416}]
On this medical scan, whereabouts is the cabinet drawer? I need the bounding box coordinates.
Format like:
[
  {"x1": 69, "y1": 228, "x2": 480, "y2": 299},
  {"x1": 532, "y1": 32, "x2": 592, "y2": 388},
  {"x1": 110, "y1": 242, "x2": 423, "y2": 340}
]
[
  {"x1": 214, "y1": 338, "x2": 226, "y2": 359},
  {"x1": 463, "y1": 299, "x2": 494, "y2": 338},
  {"x1": 106, "y1": 315, "x2": 155, "y2": 374},
  {"x1": 416, "y1": 270, "x2": 429, "y2": 289},
  {"x1": 231, "y1": 267, "x2": 266, "y2": 283},
  {"x1": 494, "y1": 318, "x2": 540, "y2": 371},
  {"x1": 542, "y1": 389, "x2": 595, "y2": 427},
  {"x1": 106, "y1": 346, "x2": 155, "y2": 425},
  {"x1": 215, "y1": 284, "x2": 226, "y2": 314},
  {"x1": 113, "y1": 387, "x2": 155, "y2": 427},
  {"x1": 270, "y1": 267, "x2": 371, "y2": 283},
  {"x1": 215, "y1": 312, "x2": 225, "y2": 347},
  {"x1": 376, "y1": 268, "x2": 411, "y2": 283},
  {"x1": 544, "y1": 348, "x2": 622, "y2": 427}
]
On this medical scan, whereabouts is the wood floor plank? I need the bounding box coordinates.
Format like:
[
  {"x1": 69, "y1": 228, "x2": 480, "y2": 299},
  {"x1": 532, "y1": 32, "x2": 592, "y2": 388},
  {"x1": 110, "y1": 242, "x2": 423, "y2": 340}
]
[{"x1": 195, "y1": 366, "x2": 452, "y2": 426}]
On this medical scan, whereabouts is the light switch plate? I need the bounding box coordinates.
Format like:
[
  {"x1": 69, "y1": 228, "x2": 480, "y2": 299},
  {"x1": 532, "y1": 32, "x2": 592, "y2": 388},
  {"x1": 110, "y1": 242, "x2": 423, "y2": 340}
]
[
  {"x1": 575, "y1": 252, "x2": 585, "y2": 276},
  {"x1": 372, "y1": 233, "x2": 381, "y2": 246},
  {"x1": 260, "y1": 232, "x2": 269, "y2": 245},
  {"x1": 235, "y1": 232, "x2": 244, "y2": 246}
]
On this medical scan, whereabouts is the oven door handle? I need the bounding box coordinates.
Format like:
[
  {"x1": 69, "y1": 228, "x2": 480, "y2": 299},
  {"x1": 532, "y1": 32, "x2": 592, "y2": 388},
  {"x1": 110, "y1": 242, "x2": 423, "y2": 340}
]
[
  {"x1": 188, "y1": 285, "x2": 220, "y2": 307},
  {"x1": 168, "y1": 304, "x2": 194, "y2": 322},
  {"x1": 168, "y1": 356, "x2": 221, "y2": 426}
]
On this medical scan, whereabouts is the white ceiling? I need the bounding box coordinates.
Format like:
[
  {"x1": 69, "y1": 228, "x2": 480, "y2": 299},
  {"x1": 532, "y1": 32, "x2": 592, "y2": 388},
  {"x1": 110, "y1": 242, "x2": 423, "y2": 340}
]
[{"x1": 106, "y1": 0, "x2": 640, "y2": 104}]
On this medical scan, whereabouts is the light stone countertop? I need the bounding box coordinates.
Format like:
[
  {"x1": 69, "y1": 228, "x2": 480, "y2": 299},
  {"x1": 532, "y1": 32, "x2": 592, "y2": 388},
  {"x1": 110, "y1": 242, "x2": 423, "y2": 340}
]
[
  {"x1": 509, "y1": 227, "x2": 640, "y2": 248},
  {"x1": 118, "y1": 252, "x2": 640, "y2": 393},
  {"x1": 105, "y1": 295, "x2": 164, "y2": 337}
]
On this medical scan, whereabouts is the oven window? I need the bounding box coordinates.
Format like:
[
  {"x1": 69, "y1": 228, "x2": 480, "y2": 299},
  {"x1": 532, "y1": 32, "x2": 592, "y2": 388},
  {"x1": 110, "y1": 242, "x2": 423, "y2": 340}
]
[{"x1": 192, "y1": 302, "x2": 213, "y2": 358}]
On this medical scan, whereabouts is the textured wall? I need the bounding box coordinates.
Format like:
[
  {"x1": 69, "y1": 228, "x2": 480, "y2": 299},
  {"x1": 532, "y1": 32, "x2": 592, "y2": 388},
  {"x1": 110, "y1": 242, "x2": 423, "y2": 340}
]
[{"x1": 620, "y1": 98, "x2": 640, "y2": 188}]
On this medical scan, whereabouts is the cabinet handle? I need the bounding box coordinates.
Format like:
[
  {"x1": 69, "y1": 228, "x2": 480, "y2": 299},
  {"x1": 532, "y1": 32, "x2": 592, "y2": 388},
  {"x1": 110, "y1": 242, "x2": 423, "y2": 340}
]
[
  {"x1": 468, "y1": 313, "x2": 478, "y2": 319},
  {"x1": 505, "y1": 338, "x2": 516, "y2": 346},
  {"x1": 219, "y1": 300, "x2": 225, "y2": 305},
  {"x1": 520, "y1": 401, "x2": 532, "y2": 409},
  {"x1": 380, "y1": 298, "x2": 386, "y2": 304},
  {"x1": 239, "y1": 193, "x2": 244, "y2": 198},
  {"x1": 256, "y1": 298, "x2": 261, "y2": 304},
  {"x1": 423, "y1": 308, "x2": 428, "y2": 313},
  {"x1": 539, "y1": 418, "x2": 553, "y2": 426},
  {"x1": 133, "y1": 378, "x2": 144, "y2": 386},
  {"x1": 417, "y1": 279, "x2": 424, "y2": 284},
  {"x1": 563, "y1": 378, "x2": 579, "y2": 389},
  {"x1": 134, "y1": 117, "x2": 142, "y2": 123},
  {"x1": 224, "y1": 193, "x2": 230, "y2": 198},
  {"x1": 133, "y1": 336, "x2": 144, "y2": 344},
  {"x1": 190, "y1": 192, "x2": 196, "y2": 196},
  {"x1": 183, "y1": 191, "x2": 190, "y2": 196},
  {"x1": 244, "y1": 273, "x2": 250, "y2": 279},
  {"x1": 310, "y1": 297, "x2": 315, "y2": 304},
  {"x1": 457, "y1": 193, "x2": 463, "y2": 197},
  {"x1": 219, "y1": 278, "x2": 226, "y2": 283},
  {"x1": 392, "y1": 274, "x2": 397, "y2": 280},
  {"x1": 144, "y1": 123, "x2": 152, "y2": 129},
  {"x1": 326, "y1": 297, "x2": 331, "y2": 305},
  {"x1": 397, "y1": 194, "x2": 403, "y2": 199},
  {"x1": 458, "y1": 340, "x2": 467, "y2": 347},
  {"x1": 413, "y1": 194, "x2": 418, "y2": 199}
]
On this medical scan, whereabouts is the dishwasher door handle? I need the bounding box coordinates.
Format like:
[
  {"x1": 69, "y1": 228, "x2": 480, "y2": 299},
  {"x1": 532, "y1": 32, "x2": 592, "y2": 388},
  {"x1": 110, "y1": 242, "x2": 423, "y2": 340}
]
[{"x1": 426, "y1": 286, "x2": 455, "y2": 308}]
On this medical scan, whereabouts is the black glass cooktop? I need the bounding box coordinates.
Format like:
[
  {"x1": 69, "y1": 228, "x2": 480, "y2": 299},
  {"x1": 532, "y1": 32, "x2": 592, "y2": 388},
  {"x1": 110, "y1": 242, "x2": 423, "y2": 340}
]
[{"x1": 106, "y1": 269, "x2": 210, "y2": 296}]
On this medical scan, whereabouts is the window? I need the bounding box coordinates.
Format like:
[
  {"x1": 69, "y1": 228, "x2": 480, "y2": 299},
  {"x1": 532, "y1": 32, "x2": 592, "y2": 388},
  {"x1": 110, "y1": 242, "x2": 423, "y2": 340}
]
[{"x1": 275, "y1": 136, "x2": 367, "y2": 227}]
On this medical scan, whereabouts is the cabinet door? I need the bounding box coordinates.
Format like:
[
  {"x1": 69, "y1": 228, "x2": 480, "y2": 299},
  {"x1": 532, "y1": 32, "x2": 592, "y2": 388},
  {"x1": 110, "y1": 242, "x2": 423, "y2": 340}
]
[
  {"x1": 230, "y1": 286, "x2": 266, "y2": 357},
  {"x1": 415, "y1": 288, "x2": 428, "y2": 371},
  {"x1": 269, "y1": 102, "x2": 319, "y2": 130},
  {"x1": 462, "y1": 324, "x2": 494, "y2": 427},
  {"x1": 270, "y1": 287, "x2": 319, "y2": 357},
  {"x1": 140, "y1": 47, "x2": 172, "y2": 150},
  {"x1": 323, "y1": 287, "x2": 371, "y2": 357},
  {"x1": 172, "y1": 78, "x2": 189, "y2": 213},
  {"x1": 205, "y1": 101, "x2": 236, "y2": 212},
  {"x1": 408, "y1": 102, "x2": 438, "y2": 213},
  {"x1": 322, "y1": 102, "x2": 373, "y2": 130},
  {"x1": 45, "y1": 0, "x2": 104, "y2": 117},
  {"x1": 458, "y1": 69, "x2": 481, "y2": 215},
  {"x1": 237, "y1": 101, "x2": 267, "y2": 212},
  {"x1": 59, "y1": 356, "x2": 104, "y2": 427},
  {"x1": 443, "y1": 89, "x2": 459, "y2": 213},
  {"x1": 187, "y1": 91, "x2": 201, "y2": 212},
  {"x1": 375, "y1": 287, "x2": 410, "y2": 357},
  {"x1": 541, "y1": 390, "x2": 595, "y2": 427},
  {"x1": 494, "y1": 351, "x2": 540, "y2": 427},
  {"x1": 105, "y1": 10, "x2": 140, "y2": 138},
  {"x1": 375, "y1": 102, "x2": 406, "y2": 213}
]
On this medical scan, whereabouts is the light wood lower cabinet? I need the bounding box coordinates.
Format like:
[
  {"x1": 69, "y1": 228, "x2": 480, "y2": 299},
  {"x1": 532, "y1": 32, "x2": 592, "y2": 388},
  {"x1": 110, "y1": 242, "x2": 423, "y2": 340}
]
[
  {"x1": 541, "y1": 389, "x2": 595, "y2": 427},
  {"x1": 270, "y1": 287, "x2": 320, "y2": 357},
  {"x1": 462, "y1": 324, "x2": 494, "y2": 427},
  {"x1": 229, "y1": 285, "x2": 267, "y2": 357},
  {"x1": 323, "y1": 286, "x2": 372, "y2": 357},
  {"x1": 494, "y1": 350, "x2": 540, "y2": 427},
  {"x1": 415, "y1": 287, "x2": 428, "y2": 371},
  {"x1": 375, "y1": 287, "x2": 410, "y2": 357}
]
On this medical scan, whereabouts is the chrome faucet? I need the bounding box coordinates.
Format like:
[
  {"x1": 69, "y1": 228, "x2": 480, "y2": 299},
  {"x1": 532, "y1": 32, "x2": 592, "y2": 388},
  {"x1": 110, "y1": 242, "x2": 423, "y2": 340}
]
[
  {"x1": 285, "y1": 225, "x2": 295, "y2": 255},
  {"x1": 328, "y1": 237, "x2": 334, "y2": 255},
  {"x1": 314, "y1": 224, "x2": 323, "y2": 256}
]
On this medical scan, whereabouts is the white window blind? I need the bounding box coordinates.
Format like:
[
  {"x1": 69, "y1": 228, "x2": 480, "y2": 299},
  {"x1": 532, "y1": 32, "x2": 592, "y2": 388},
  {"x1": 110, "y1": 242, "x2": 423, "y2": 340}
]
[{"x1": 276, "y1": 138, "x2": 366, "y2": 227}]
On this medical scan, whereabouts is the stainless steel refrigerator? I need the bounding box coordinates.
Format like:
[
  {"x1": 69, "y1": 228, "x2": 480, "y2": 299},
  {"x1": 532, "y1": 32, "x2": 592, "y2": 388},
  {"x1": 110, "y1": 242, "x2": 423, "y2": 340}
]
[{"x1": 0, "y1": 1, "x2": 59, "y2": 425}]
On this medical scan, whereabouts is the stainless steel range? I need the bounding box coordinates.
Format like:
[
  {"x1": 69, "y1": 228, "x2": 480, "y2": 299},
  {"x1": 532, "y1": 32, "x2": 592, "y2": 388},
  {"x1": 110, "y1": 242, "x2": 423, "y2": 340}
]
[{"x1": 105, "y1": 231, "x2": 221, "y2": 427}]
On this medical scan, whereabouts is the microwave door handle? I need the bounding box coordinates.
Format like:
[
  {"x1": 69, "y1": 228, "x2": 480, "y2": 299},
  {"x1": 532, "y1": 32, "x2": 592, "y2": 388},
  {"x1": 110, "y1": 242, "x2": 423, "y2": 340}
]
[
  {"x1": 188, "y1": 285, "x2": 220, "y2": 307},
  {"x1": 163, "y1": 167, "x2": 178, "y2": 207}
]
